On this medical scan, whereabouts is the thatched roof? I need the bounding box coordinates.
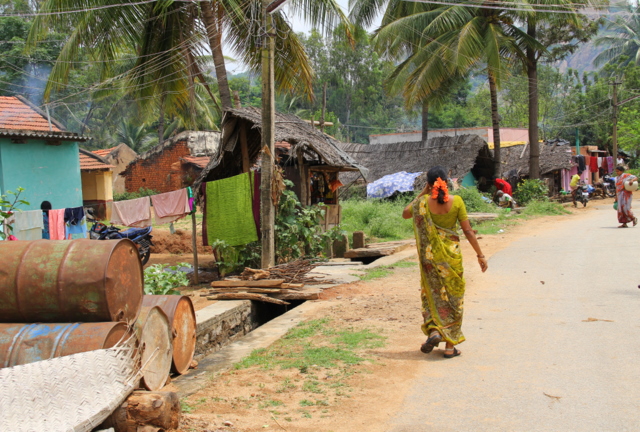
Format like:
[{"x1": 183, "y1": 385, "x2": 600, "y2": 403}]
[
  {"x1": 194, "y1": 107, "x2": 367, "y2": 188},
  {"x1": 500, "y1": 141, "x2": 573, "y2": 176},
  {"x1": 339, "y1": 134, "x2": 489, "y2": 185},
  {"x1": 412, "y1": 140, "x2": 574, "y2": 190}
]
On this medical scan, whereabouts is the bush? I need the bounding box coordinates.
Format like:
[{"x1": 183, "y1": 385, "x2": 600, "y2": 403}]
[
  {"x1": 114, "y1": 187, "x2": 159, "y2": 202},
  {"x1": 513, "y1": 179, "x2": 548, "y2": 206},
  {"x1": 144, "y1": 263, "x2": 191, "y2": 295},
  {"x1": 340, "y1": 198, "x2": 414, "y2": 242},
  {"x1": 451, "y1": 187, "x2": 496, "y2": 213}
]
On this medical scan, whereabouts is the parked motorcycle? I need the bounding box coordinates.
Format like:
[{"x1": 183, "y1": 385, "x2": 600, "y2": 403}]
[
  {"x1": 86, "y1": 210, "x2": 154, "y2": 265},
  {"x1": 574, "y1": 184, "x2": 589, "y2": 207},
  {"x1": 602, "y1": 175, "x2": 617, "y2": 198}
]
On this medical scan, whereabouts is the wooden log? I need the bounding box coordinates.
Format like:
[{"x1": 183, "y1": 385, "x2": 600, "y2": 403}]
[
  {"x1": 281, "y1": 283, "x2": 304, "y2": 289},
  {"x1": 100, "y1": 391, "x2": 181, "y2": 432},
  {"x1": 206, "y1": 293, "x2": 290, "y2": 305},
  {"x1": 211, "y1": 279, "x2": 285, "y2": 288}
]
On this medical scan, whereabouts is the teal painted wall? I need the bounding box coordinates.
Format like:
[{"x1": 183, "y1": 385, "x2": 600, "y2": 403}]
[{"x1": 0, "y1": 139, "x2": 83, "y2": 211}]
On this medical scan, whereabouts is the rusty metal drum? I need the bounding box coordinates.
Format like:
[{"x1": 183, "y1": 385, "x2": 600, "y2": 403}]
[
  {"x1": 134, "y1": 305, "x2": 173, "y2": 391},
  {"x1": 142, "y1": 295, "x2": 196, "y2": 374},
  {"x1": 0, "y1": 239, "x2": 143, "y2": 323},
  {"x1": 0, "y1": 322, "x2": 129, "y2": 368}
]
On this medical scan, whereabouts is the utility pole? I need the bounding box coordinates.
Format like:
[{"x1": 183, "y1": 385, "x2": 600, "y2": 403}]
[
  {"x1": 612, "y1": 81, "x2": 620, "y2": 163},
  {"x1": 320, "y1": 82, "x2": 327, "y2": 133},
  {"x1": 260, "y1": 0, "x2": 275, "y2": 269}
]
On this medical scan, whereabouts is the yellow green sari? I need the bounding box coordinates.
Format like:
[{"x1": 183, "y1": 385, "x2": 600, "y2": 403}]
[{"x1": 412, "y1": 196, "x2": 466, "y2": 345}]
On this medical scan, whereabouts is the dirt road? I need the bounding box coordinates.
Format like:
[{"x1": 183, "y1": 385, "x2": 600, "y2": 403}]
[{"x1": 180, "y1": 201, "x2": 639, "y2": 431}]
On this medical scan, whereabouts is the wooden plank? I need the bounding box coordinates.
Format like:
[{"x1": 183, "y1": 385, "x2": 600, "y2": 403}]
[
  {"x1": 344, "y1": 248, "x2": 397, "y2": 259},
  {"x1": 211, "y1": 279, "x2": 285, "y2": 287},
  {"x1": 270, "y1": 289, "x2": 321, "y2": 301},
  {"x1": 206, "y1": 293, "x2": 290, "y2": 305},
  {"x1": 207, "y1": 288, "x2": 292, "y2": 294},
  {"x1": 281, "y1": 283, "x2": 304, "y2": 288}
]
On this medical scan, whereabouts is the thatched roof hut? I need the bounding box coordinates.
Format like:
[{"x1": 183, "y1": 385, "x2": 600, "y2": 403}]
[
  {"x1": 412, "y1": 140, "x2": 573, "y2": 191},
  {"x1": 339, "y1": 134, "x2": 491, "y2": 185},
  {"x1": 194, "y1": 107, "x2": 367, "y2": 188}
]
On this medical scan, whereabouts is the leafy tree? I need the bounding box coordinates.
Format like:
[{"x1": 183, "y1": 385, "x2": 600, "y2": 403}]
[{"x1": 595, "y1": 2, "x2": 640, "y2": 69}]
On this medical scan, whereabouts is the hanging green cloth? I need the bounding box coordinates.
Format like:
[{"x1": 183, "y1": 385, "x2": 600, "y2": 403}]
[{"x1": 206, "y1": 172, "x2": 258, "y2": 247}]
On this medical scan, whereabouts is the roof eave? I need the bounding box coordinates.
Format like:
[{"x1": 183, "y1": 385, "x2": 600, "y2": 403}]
[{"x1": 0, "y1": 129, "x2": 91, "y2": 142}]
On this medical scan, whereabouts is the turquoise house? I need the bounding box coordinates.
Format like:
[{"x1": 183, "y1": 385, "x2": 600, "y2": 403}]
[{"x1": 0, "y1": 96, "x2": 89, "y2": 210}]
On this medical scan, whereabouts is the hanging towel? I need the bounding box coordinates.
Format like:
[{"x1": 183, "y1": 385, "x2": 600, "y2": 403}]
[
  {"x1": 206, "y1": 172, "x2": 258, "y2": 247},
  {"x1": 201, "y1": 183, "x2": 208, "y2": 246},
  {"x1": 66, "y1": 219, "x2": 87, "y2": 238},
  {"x1": 12, "y1": 210, "x2": 44, "y2": 240},
  {"x1": 151, "y1": 189, "x2": 190, "y2": 225},
  {"x1": 577, "y1": 155, "x2": 586, "y2": 174},
  {"x1": 42, "y1": 211, "x2": 50, "y2": 239},
  {"x1": 64, "y1": 207, "x2": 85, "y2": 226},
  {"x1": 49, "y1": 209, "x2": 66, "y2": 240},
  {"x1": 252, "y1": 172, "x2": 261, "y2": 237},
  {"x1": 111, "y1": 197, "x2": 152, "y2": 227},
  {"x1": 607, "y1": 156, "x2": 614, "y2": 174},
  {"x1": 589, "y1": 155, "x2": 599, "y2": 172}
]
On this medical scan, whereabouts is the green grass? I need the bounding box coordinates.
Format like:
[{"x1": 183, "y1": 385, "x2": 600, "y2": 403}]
[
  {"x1": 520, "y1": 200, "x2": 570, "y2": 216},
  {"x1": 333, "y1": 329, "x2": 386, "y2": 349},
  {"x1": 258, "y1": 399, "x2": 284, "y2": 409},
  {"x1": 233, "y1": 318, "x2": 385, "y2": 398},
  {"x1": 355, "y1": 260, "x2": 417, "y2": 281}
]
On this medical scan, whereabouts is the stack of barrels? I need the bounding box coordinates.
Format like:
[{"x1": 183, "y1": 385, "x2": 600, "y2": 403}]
[{"x1": 0, "y1": 239, "x2": 197, "y2": 393}]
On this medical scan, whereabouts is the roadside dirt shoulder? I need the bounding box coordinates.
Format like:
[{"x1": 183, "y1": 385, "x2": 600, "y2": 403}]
[{"x1": 176, "y1": 208, "x2": 602, "y2": 432}]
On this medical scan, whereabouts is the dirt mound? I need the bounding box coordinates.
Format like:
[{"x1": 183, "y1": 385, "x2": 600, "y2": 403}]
[{"x1": 150, "y1": 229, "x2": 213, "y2": 255}]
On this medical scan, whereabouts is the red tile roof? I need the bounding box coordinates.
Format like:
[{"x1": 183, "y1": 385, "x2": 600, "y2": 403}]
[
  {"x1": 93, "y1": 147, "x2": 117, "y2": 157},
  {"x1": 79, "y1": 150, "x2": 114, "y2": 171},
  {"x1": 181, "y1": 156, "x2": 210, "y2": 169},
  {"x1": 0, "y1": 96, "x2": 63, "y2": 132}
]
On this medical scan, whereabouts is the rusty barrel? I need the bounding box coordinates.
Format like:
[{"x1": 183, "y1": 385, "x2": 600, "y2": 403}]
[
  {"x1": 142, "y1": 295, "x2": 196, "y2": 375},
  {"x1": 134, "y1": 305, "x2": 173, "y2": 391},
  {"x1": 0, "y1": 322, "x2": 129, "y2": 367},
  {"x1": 0, "y1": 239, "x2": 143, "y2": 323}
]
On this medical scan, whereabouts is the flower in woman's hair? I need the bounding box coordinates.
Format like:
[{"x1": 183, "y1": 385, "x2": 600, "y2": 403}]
[{"x1": 431, "y1": 178, "x2": 450, "y2": 202}]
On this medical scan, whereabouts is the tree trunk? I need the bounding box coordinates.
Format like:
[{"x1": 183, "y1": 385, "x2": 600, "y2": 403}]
[
  {"x1": 488, "y1": 72, "x2": 501, "y2": 177},
  {"x1": 200, "y1": 1, "x2": 233, "y2": 110},
  {"x1": 527, "y1": 19, "x2": 540, "y2": 180},
  {"x1": 158, "y1": 95, "x2": 165, "y2": 145},
  {"x1": 100, "y1": 391, "x2": 181, "y2": 432},
  {"x1": 421, "y1": 101, "x2": 429, "y2": 145}
]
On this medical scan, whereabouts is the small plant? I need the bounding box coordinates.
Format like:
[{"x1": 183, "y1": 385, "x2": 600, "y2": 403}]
[
  {"x1": 113, "y1": 187, "x2": 159, "y2": 202},
  {"x1": 451, "y1": 187, "x2": 496, "y2": 213},
  {"x1": 513, "y1": 179, "x2": 549, "y2": 206},
  {"x1": 0, "y1": 187, "x2": 29, "y2": 240},
  {"x1": 143, "y1": 263, "x2": 191, "y2": 295}
]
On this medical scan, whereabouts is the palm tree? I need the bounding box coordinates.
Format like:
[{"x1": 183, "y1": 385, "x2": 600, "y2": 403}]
[
  {"x1": 366, "y1": 1, "x2": 537, "y2": 175},
  {"x1": 28, "y1": 0, "x2": 352, "y2": 115},
  {"x1": 515, "y1": 0, "x2": 599, "y2": 178},
  {"x1": 595, "y1": 2, "x2": 640, "y2": 69}
]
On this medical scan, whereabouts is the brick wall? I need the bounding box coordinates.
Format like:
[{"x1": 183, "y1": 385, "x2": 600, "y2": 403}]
[{"x1": 124, "y1": 141, "x2": 192, "y2": 193}]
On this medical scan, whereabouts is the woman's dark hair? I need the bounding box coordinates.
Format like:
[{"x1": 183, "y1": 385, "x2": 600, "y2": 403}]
[
  {"x1": 40, "y1": 201, "x2": 52, "y2": 213},
  {"x1": 616, "y1": 166, "x2": 625, "y2": 172},
  {"x1": 427, "y1": 166, "x2": 448, "y2": 204}
]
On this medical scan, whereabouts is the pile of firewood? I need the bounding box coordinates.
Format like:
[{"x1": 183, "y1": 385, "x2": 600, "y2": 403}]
[
  {"x1": 203, "y1": 279, "x2": 306, "y2": 305},
  {"x1": 238, "y1": 259, "x2": 334, "y2": 285}
]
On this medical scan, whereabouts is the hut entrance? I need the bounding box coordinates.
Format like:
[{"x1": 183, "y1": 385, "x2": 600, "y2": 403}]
[{"x1": 470, "y1": 146, "x2": 496, "y2": 193}]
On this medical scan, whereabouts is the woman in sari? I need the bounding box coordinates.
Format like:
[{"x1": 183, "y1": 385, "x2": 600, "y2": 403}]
[
  {"x1": 402, "y1": 167, "x2": 488, "y2": 358},
  {"x1": 615, "y1": 166, "x2": 638, "y2": 228}
]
